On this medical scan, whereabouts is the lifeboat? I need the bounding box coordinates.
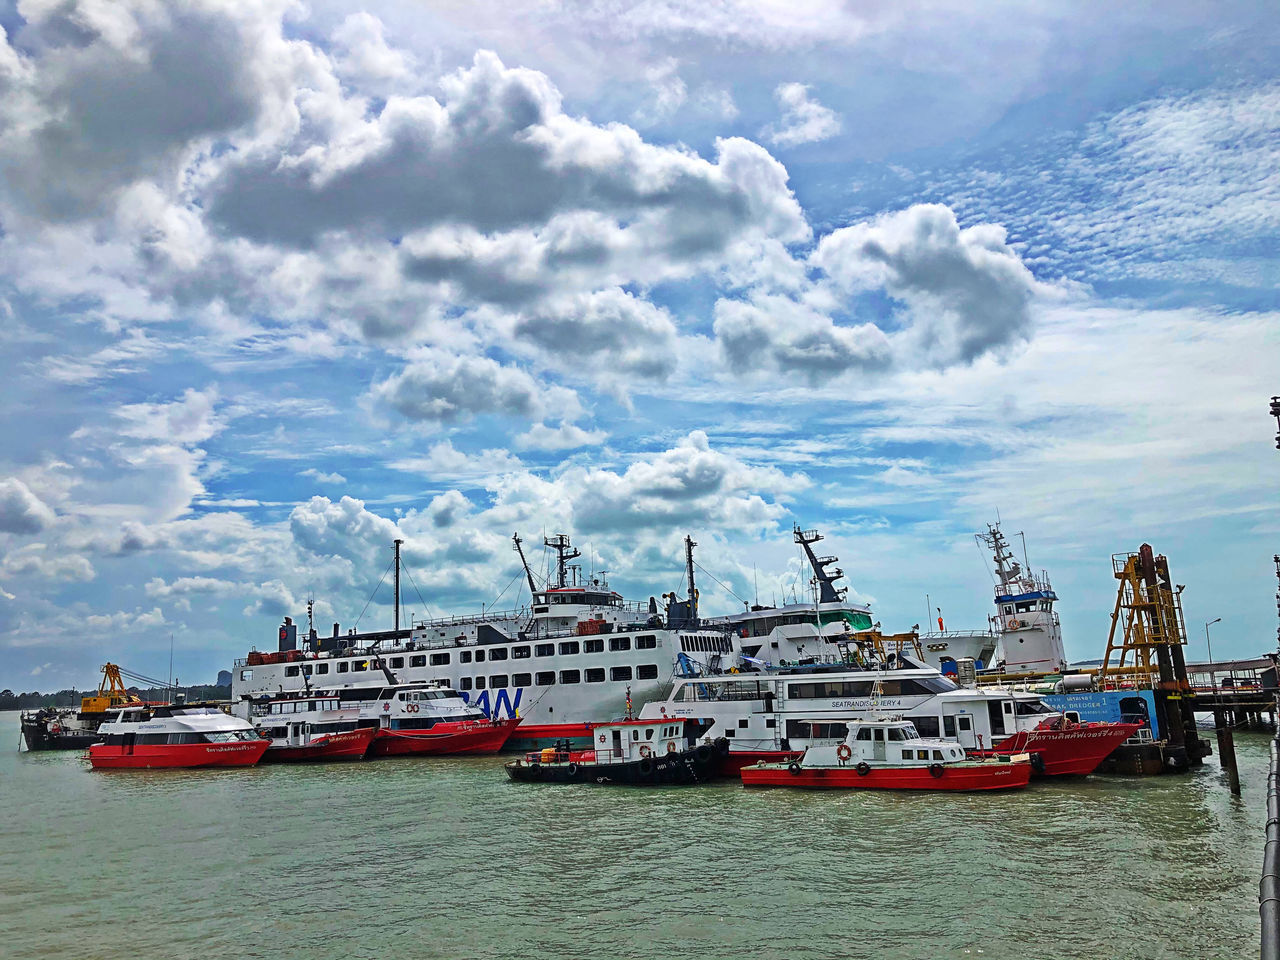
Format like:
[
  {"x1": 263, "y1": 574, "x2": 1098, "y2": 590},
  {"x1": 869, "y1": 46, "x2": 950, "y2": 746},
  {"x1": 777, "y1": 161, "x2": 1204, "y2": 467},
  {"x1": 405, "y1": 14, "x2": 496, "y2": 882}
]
[
  {"x1": 740, "y1": 718, "x2": 1031, "y2": 792},
  {"x1": 504, "y1": 717, "x2": 729, "y2": 786},
  {"x1": 88, "y1": 704, "x2": 269, "y2": 769}
]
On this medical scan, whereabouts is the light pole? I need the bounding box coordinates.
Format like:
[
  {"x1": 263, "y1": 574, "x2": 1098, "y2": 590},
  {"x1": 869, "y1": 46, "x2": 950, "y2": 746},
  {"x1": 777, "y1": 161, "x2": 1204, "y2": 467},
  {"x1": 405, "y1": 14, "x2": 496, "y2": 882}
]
[{"x1": 1205, "y1": 617, "x2": 1222, "y2": 688}]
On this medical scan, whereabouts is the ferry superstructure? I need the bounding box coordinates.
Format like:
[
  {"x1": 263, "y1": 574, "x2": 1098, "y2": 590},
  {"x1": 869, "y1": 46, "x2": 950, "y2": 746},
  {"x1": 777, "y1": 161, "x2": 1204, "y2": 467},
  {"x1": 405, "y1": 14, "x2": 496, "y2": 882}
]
[{"x1": 977, "y1": 521, "x2": 1069, "y2": 674}]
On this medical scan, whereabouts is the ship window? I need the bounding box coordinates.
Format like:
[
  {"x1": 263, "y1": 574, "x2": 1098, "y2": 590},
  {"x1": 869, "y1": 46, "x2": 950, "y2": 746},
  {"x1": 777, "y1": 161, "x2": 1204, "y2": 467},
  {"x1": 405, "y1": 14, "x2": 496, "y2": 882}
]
[
  {"x1": 285, "y1": 666, "x2": 300, "y2": 677},
  {"x1": 240, "y1": 669, "x2": 252, "y2": 681},
  {"x1": 902, "y1": 750, "x2": 913, "y2": 760},
  {"x1": 917, "y1": 750, "x2": 929, "y2": 760},
  {"x1": 560, "y1": 670, "x2": 580, "y2": 684},
  {"x1": 315, "y1": 663, "x2": 329, "y2": 675},
  {"x1": 410, "y1": 655, "x2": 426, "y2": 667},
  {"x1": 559, "y1": 641, "x2": 580, "y2": 656},
  {"x1": 535, "y1": 672, "x2": 555, "y2": 686},
  {"x1": 460, "y1": 651, "x2": 472, "y2": 663},
  {"x1": 489, "y1": 648, "x2": 508, "y2": 661},
  {"x1": 637, "y1": 635, "x2": 657, "y2": 650},
  {"x1": 490, "y1": 675, "x2": 508, "y2": 689},
  {"x1": 855, "y1": 728, "x2": 872, "y2": 741},
  {"x1": 943, "y1": 716, "x2": 956, "y2": 737},
  {"x1": 872, "y1": 729, "x2": 884, "y2": 741},
  {"x1": 459, "y1": 677, "x2": 471, "y2": 690},
  {"x1": 513, "y1": 673, "x2": 532, "y2": 686},
  {"x1": 610, "y1": 666, "x2": 632, "y2": 682},
  {"x1": 957, "y1": 716, "x2": 972, "y2": 732},
  {"x1": 430, "y1": 653, "x2": 450, "y2": 666},
  {"x1": 631, "y1": 730, "x2": 639, "y2": 741},
  {"x1": 765, "y1": 719, "x2": 776, "y2": 729},
  {"x1": 932, "y1": 750, "x2": 945, "y2": 761},
  {"x1": 914, "y1": 716, "x2": 941, "y2": 738},
  {"x1": 583, "y1": 639, "x2": 604, "y2": 653},
  {"x1": 337, "y1": 662, "x2": 349, "y2": 673},
  {"x1": 475, "y1": 650, "x2": 485, "y2": 663},
  {"x1": 474, "y1": 677, "x2": 485, "y2": 689},
  {"x1": 512, "y1": 646, "x2": 531, "y2": 659},
  {"x1": 1003, "y1": 605, "x2": 1013, "y2": 615},
  {"x1": 609, "y1": 637, "x2": 631, "y2": 652},
  {"x1": 353, "y1": 661, "x2": 367, "y2": 672},
  {"x1": 585, "y1": 668, "x2": 606, "y2": 683},
  {"x1": 645, "y1": 728, "x2": 654, "y2": 740},
  {"x1": 637, "y1": 664, "x2": 658, "y2": 680},
  {"x1": 536, "y1": 644, "x2": 555, "y2": 657},
  {"x1": 390, "y1": 657, "x2": 404, "y2": 668}
]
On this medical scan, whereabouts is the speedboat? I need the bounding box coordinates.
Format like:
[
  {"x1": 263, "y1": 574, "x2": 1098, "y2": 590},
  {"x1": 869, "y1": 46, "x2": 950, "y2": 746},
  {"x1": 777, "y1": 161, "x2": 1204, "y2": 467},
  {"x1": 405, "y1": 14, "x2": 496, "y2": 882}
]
[
  {"x1": 362, "y1": 683, "x2": 520, "y2": 756},
  {"x1": 88, "y1": 703, "x2": 268, "y2": 769},
  {"x1": 504, "y1": 717, "x2": 729, "y2": 785},
  {"x1": 740, "y1": 718, "x2": 1031, "y2": 791}
]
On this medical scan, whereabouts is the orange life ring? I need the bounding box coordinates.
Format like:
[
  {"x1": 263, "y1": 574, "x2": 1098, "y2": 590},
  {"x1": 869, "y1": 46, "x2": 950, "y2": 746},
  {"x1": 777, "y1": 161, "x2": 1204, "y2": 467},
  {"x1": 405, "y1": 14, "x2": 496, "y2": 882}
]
[
  {"x1": 1006, "y1": 618, "x2": 1018, "y2": 630},
  {"x1": 666, "y1": 740, "x2": 677, "y2": 754},
  {"x1": 638, "y1": 744, "x2": 653, "y2": 759},
  {"x1": 836, "y1": 743, "x2": 852, "y2": 761}
]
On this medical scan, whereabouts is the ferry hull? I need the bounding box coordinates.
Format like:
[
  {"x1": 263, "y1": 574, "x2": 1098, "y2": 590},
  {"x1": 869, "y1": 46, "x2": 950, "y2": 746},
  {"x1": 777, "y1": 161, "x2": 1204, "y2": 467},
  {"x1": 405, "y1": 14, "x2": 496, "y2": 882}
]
[
  {"x1": 88, "y1": 739, "x2": 269, "y2": 769},
  {"x1": 260, "y1": 726, "x2": 377, "y2": 763},
  {"x1": 370, "y1": 718, "x2": 520, "y2": 756},
  {"x1": 740, "y1": 760, "x2": 1031, "y2": 791},
  {"x1": 987, "y1": 722, "x2": 1142, "y2": 777}
]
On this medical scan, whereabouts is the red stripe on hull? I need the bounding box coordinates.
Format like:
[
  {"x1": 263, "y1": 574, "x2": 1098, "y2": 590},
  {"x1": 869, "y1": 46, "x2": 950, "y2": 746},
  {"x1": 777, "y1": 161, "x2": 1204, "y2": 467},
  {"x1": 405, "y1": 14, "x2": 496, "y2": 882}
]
[
  {"x1": 988, "y1": 722, "x2": 1141, "y2": 777},
  {"x1": 260, "y1": 727, "x2": 377, "y2": 763},
  {"x1": 741, "y1": 762, "x2": 1031, "y2": 791},
  {"x1": 89, "y1": 740, "x2": 269, "y2": 769},
  {"x1": 370, "y1": 718, "x2": 520, "y2": 756}
]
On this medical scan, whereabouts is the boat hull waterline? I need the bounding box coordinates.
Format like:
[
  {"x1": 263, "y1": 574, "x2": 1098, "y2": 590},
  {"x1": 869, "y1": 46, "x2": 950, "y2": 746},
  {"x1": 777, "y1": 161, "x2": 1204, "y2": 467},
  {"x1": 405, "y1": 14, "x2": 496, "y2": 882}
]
[
  {"x1": 260, "y1": 726, "x2": 378, "y2": 763},
  {"x1": 370, "y1": 718, "x2": 521, "y2": 756},
  {"x1": 88, "y1": 740, "x2": 269, "y2": 769},
  {"x1": 741, "y1": 759, "x2": 1032, "y2": 791}
]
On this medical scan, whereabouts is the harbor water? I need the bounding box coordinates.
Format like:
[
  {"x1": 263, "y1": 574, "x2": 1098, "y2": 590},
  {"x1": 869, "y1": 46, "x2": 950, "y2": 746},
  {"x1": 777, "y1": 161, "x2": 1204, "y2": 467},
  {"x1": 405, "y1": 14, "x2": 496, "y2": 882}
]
[{"x1": 0, "y1": 713, "x2": 1266, "y2": 960}]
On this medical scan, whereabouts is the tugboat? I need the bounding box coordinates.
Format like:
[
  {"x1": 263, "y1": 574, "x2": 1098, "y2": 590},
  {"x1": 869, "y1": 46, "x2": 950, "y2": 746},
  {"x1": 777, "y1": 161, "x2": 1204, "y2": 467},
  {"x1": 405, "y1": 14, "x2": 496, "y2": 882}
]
[
  {"x1": 20, "y1": 663, "x2": 142, "y2": 751},
  {"x1": 740, "y1": 718, "x2": 1032, "y2": 791},
  {"x1": 88, "y1": 701, "x2": 269, "y2": 769},
  {"x1": 363, "y1": 682, "x2": 520, "y2": 756},
  {"x1": 504, "y1": 717, "x2": 729, "y2": 785}
]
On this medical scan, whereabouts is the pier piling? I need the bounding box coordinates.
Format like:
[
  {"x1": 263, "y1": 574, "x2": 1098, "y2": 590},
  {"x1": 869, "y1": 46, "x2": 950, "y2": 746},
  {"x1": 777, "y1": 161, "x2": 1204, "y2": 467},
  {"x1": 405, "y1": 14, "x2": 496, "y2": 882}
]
[{"x1": 1214, "y1": 708, "x2": 1241, "y2": 796}]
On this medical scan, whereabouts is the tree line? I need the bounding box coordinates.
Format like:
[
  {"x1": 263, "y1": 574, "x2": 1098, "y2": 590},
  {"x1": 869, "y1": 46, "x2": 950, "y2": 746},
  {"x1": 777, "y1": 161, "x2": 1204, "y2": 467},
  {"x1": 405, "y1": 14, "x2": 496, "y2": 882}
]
[{"x1": 0, "y1": 684, "x2": 232, "y2": 711}]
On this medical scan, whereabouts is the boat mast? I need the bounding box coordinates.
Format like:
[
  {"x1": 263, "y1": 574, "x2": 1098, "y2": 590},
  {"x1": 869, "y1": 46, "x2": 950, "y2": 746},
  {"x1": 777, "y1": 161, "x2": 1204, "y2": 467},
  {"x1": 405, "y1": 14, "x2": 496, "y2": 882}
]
[
  {"x1": 512, "y1": 533, "x2": 540, "y2": 597},
  {"x1": 793, "y1": 524, "x2": 847, "y2": 605},
  {"x1": 393, "y1": 538, "x2": 404, "y2": 632},
  {"x1": 685, "y1": 535, "x2": 698, "y2": 627},
  {"x1": 544, "y1": 534, "x2": 580, "y2": 589}
]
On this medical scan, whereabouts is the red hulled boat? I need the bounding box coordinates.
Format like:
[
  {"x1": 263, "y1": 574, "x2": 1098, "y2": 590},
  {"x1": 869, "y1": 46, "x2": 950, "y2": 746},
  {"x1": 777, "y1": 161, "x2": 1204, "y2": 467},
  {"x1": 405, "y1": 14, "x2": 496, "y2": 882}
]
[
  {"x1": 362, "y1": 683, "x2": 521, "y2": 756},
  {"x1": 740, "y1": 718, "x2": 1032, "y2": 792},
  {"x1": 979, "y1": 717, "x2": 1143, "y2": 776},
  {"x1": 260, "y1": 724, "x2": 377, "y2": 762},
  {"x1": 88, "y1": 704, "x2": 269, "y2": 769}
]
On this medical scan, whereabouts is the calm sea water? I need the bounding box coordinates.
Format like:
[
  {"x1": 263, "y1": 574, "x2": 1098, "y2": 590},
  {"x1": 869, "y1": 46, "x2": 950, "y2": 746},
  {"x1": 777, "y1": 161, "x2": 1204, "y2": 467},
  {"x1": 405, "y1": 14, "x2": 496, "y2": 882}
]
[{"x1": 0, "y1": 712, "x2": 1265, "y2": 960}]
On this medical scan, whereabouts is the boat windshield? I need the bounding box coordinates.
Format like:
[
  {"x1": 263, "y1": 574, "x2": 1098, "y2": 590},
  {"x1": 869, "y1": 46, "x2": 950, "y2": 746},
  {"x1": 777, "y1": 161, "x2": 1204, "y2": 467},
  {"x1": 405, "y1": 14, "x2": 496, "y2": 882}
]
[{"x1": 205, "y1": 730, "x2": 261, "y2": 742}]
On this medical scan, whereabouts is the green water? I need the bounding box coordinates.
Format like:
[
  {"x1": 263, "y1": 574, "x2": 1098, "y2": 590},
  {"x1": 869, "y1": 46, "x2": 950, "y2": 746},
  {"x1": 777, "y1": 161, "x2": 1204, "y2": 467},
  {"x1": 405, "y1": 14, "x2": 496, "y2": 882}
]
[{"x1": 0, "y1": 713, "x2": 1266, "y2": 960}]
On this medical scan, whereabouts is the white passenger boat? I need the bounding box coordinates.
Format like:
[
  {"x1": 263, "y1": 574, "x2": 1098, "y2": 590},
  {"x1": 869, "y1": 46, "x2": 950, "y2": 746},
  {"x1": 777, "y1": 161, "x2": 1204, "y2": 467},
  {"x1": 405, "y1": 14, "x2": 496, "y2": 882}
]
[{"x1": 89, "y1": 702, "x2": 268, "y2": 769}]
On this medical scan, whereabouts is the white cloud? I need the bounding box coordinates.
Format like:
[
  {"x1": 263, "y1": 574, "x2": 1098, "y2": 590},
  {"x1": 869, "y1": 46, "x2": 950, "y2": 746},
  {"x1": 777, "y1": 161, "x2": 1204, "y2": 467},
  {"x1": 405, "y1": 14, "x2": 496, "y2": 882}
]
[
  {"x1": 301, "y1": 468, "x2": 347, "y2": 485},
  {"x1": 0, "y1": 478, "x2": 57, "y2": 533},
  {"x1": 764, "y1": 82, "x2": 842, "y2": 147},
  {"x1": 2, "y1": 543, "x2": 94, "y2": 581},
  {"x1": 389, "y1": 440, "x2": 524, "y2": 480},
  {"x1": 116, "y1": 387, "x2": 223, "y2": 444},
  {"x1": 517, "y1": 422, "x2": 609, "y2": 451},
  {"x1": 633, "y1": 57, "x2": 687, "y2": 126}
]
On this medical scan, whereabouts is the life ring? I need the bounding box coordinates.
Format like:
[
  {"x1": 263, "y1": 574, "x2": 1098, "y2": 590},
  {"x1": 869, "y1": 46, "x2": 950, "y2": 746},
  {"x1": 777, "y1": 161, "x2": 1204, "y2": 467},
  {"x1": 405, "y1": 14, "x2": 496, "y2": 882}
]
[
  {"x1": 928, "y1": 763, "x2": 945, "y2": 778},
  {"x1": 666, "y1": 740, "x2": 678, "y2": 754},
  {"x1": 1007, "y1": 618, "x2": 1018, "y2": 630},
  {"x1": 598, "y1": 733, "x2": 606, "y2": 743},
  {"x1": 836, "y1": 743, "x2": 852, "y2": 762},
  {"x1": 787, "y1": 761, "x2": 802, "y2": 776},
  {"x1": 855, "y1": 761, "x2": 871, "y2": 776},
  {"x1": 638, "y1": 744, "x2": 653, "y2": 759},
  {"x1": 406, "y1": 703, "x2": 419, "y2": 713}
]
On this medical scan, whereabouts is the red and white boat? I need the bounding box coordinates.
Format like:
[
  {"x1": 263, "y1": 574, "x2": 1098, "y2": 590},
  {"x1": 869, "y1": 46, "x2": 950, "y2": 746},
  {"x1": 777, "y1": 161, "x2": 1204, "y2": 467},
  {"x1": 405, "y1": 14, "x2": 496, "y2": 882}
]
[
  {"x1": 741, "y1": 718, "x2": 1032, "y2": 791},
  {"x1": 253, "y1": 693, "x2": 378, "y2": 762},
  {"x1": 361, "y1": 683, "x2": 521, "y2": 756},
  {"x1": 88, "y1": 703, "x2": 269, "y2": 769}
]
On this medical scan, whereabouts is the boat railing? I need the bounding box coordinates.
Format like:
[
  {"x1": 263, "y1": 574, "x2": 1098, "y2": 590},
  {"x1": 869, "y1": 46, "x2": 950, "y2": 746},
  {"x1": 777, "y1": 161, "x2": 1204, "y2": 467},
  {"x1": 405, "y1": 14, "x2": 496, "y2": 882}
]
[{"x1": 413, "y1": 608, "x2": 528, "y2": 630}]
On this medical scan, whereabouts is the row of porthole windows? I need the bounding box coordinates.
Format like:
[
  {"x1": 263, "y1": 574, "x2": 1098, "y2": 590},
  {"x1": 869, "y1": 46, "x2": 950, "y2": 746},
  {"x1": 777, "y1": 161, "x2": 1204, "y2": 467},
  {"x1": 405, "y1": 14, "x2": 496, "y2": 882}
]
[
  {"x1": 277, "y1": 635, "x2": 660, "y2": 677},
  {"x1": 456, "y1": 664, "x2": 660, "y2": 690}
]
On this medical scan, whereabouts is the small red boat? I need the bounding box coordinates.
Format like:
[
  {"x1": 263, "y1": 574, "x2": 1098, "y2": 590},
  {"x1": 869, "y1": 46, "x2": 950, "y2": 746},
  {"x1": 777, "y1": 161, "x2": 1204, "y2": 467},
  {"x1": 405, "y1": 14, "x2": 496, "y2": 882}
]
[
  {"x1": 983, "y1": 716, "x2": 1143, "y2": 776},
  {"x1": 363, "y1": 683, "x2": 521, "y2": 756},
  {"x1": 88, "y1": 704, "x2": 269, "y2": 769},
  {"x1": 259, "y1": 723, "x2": 377, "y2": 762},
  {"x1": 741, "y1": 718, "x2": 1031, "y2": 792}
]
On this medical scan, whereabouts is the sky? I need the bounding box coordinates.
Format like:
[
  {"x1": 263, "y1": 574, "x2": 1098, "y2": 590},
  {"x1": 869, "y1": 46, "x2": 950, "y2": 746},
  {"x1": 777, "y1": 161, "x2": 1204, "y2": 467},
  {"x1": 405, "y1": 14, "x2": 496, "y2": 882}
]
[{"x1": 0, "y1": 0, "x2": 1276, "y2": 692}]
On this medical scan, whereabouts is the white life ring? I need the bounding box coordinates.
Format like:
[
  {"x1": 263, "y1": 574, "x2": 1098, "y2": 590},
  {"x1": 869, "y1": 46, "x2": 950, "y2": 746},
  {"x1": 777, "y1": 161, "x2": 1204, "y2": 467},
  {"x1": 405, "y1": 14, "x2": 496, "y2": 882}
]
[{"x1": 406, "y1": 702, "x2": 419, "y2": 713}]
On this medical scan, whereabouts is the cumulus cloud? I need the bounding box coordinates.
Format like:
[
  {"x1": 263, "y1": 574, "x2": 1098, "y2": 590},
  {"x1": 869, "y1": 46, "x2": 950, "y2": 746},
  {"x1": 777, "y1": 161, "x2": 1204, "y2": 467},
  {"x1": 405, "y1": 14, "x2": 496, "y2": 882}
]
[
  {"x1": 116, "y1": 387, "x2": 222, "y2": 444},
  {"x1": 0, "y1": 478, "x2": 57, "y2": 534},
  {"x1": 290, "y1": 495, "x2": 402, "y2": 562},
  {"x1": 2, "y1": 543, "x2": 94, "y2": 581},
  {"x1": 812, "y1": 203, "x2": 1044, "y2": 366},
  {"x1": 372, "y1": 351, "x2": 580, "y2": 426},
  {"x1": 301, "y1": 468, "x2": 347, "y2": 485},
  {"x1": 389, "y1": 440, "x2": 524, "y2": 480},
  {"x1": 764, "y1": 83, "x2": 842, "y2": 147},
  {"x1": 517, "y1": 422, "x2": 609, "y2": 451},
  {"x1": 633, "y1": 57, "x2": 687, "y2": 126}
]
